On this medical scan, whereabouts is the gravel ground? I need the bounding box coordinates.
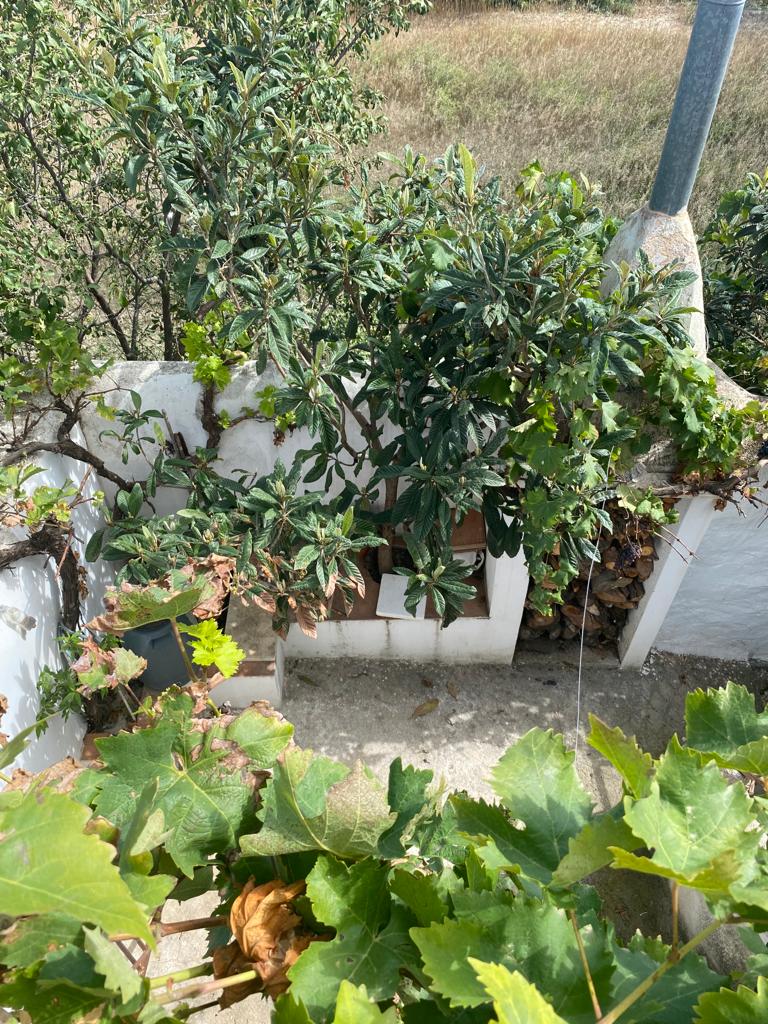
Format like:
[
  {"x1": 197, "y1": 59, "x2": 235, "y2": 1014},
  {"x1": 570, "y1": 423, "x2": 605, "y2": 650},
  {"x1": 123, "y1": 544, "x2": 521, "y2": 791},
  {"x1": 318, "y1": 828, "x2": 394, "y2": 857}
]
[{"x1": 149, "y1": 646, "x2": 768, "y2": 1022}]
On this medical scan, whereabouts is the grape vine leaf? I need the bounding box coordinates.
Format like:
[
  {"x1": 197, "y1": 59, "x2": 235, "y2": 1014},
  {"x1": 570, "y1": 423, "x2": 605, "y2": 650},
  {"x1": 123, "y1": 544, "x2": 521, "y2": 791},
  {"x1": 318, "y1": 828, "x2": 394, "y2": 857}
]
[
  {"x1": 180, "y1": 619, "x2": 245, "y2": 678},
  {"x1": 411, "y1": 890, "x2": 614, "y2": 1018},
  {"x1": 489, "y1": 728, "x2": 593, "y2": 878},
  {"x1": 390, "y1": 866, "x2": 462, "y2": 927},
  {"x1": 0, "y1": 975, "x2": 103, "y2": 1024},
  {"x1": 88, "y1": 573, "x2": 209, "y2": 632},
  {"x1": 552, "y1": 812, "x2": 640, "y2": 887},
  {"x1": 452, "y1": 728, "x2": 593, "y2": 887},
  {"x1": 333, "y1": 980, "x2": 399, "y2": 1022},
  {"x1": 587, "y1": 715, "x2": 653, "y2": 799},
  {"x1": 287, "y1": 856, "x2": 418, "y2": 1017},
  {"x1": 241, "y1": 748, "x2": 395, "y2": 859},
  {"x1": 83, "y1": 926, "x2": 144, "y2": 1003},
  {"x1": 273, "y1": 994, "x2": 313, "y2": 1023},
  {"x1": 694, "y1": 977, "x2": 768, "y2": 1023},
  {"x1": 451, "y1": 795, "x2": 550, "y2": 882},
  {"x1": 608, "y1": 933, "x2": 725, "y2": 1024},
  {"x1": 685, "y1": 682, "x2": 768, "y2": 775},
  {"x1": 0, "y1": 913, "x2": 82, "y2": 969},
  {"x1": 610, "y1": 737, "x2": 759, "y2": 893},
  {"x1": 378, "y1": 757, "x2": 434, "y2": 857},
  {"x1": 92, "y1": 702, "x2": 278, "y2": 876},
  {"x1": 0, "y1": 788, "x2": 152, "y2": 942},
  {"x1": 225, "y1": 704, "x2": 294, "y2": 767},
  {"x1": 470, "y1": 959, "x2": 568, "y2": 1024}
]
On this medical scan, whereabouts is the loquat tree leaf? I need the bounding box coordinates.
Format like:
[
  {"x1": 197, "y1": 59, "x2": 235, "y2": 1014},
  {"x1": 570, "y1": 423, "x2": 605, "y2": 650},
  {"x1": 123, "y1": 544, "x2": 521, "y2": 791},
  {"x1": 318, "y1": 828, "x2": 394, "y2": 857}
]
[
  {"x1": 241, "y1": 748, "x2": 394, "y2": 860},
  {"x1": 470, "y1": 959, "x2": 568, "y2": 1023},
  {"x1": 685, "y1": 682, "x2": 768, "y2": 775},
  {"x1": 0, "y1": 788, "x2": 152, "y2": 942},
  {"x1": 587, "y1": 715, "x2": 653, "y2": 799},
  {"x1": 287, "y1": 856, "x2": 418, "y2": 1019}
]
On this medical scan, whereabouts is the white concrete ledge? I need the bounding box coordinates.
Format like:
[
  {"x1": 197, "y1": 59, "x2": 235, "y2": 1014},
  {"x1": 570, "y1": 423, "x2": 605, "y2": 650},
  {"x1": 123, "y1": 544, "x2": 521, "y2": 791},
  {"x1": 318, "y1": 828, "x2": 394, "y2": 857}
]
[{"x1": 618, "y1": 494, "x2": 716, "y2": 669}]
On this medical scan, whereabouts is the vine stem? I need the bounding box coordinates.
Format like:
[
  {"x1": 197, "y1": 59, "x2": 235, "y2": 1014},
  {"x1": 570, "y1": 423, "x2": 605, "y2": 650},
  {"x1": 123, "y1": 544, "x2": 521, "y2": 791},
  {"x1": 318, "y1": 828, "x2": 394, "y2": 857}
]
[
  {"x1": 150, "y1": 963, "x2": 212, "y2": 990},
  {"x1": 160, "y1": 916, "x2": 228, "y2": 937},
  {"x1": 596, "y1": 916, "x2": 726, "y2": 1024},
  {"x1": 170, "y1": 616, "x2": 198, "y2": 683},
  {"x1": 154, "y1": 968, "x2": 258, "y2": 1005},
  {"x1": 569, "y1": 910, "x2": 602, "y2": 1020},
  {"x1": 671, "y1": 882, "x2": 680, "y2": 962},
  {"x1": 0, "y1": 770, "x2": 12, "y2": 784}
]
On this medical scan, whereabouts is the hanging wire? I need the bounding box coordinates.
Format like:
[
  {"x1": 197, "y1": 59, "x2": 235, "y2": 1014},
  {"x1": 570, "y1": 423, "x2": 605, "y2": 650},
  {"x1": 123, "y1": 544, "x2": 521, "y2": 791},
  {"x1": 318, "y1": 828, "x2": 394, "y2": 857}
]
[{"x1": 574, "y1": 449, "x2": 615, "y2": 754}]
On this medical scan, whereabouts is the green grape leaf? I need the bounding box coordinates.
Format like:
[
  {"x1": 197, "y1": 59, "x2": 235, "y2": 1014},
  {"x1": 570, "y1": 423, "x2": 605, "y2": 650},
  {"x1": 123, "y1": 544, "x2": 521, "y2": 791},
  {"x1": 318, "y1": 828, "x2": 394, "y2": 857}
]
[
  {"x1": 0, "y1": 974, "x2": 104, "y2": 1024},
  {"x1": 273, "y1": 994, "x2": 313, "y2": 1023},
  {"x1": 333, "y1": 980, "x2": 399, "y2": 1022},
  {"x1": 287, "y1": 856, "x2": 417, "y2": 1017},
  {"x1": 241, "y1": 748, "x2": 394, "y2": 859},
  {"x1": 489, "y1": 728, "x2": 593, "y2": 879},
  {"x1": 451, "y1": 795, "x2": 552, "y2": 882},
  {"x1": 0, "y1": 913, "x2": 82, "y2": 969},
  {"x1": 88, "y1": 574, "x2": 208, "y2": 632},
  {"x1": 587, "y1": 715, "x2": 653, "y2": 799},
  {"x1": 0, "y1": 788, "x2": 152, "y2": 942},
  {"x1": 470, "y1": 959, "x2": 568, "y2": 1023},
  {"x1": 83, "y1": 926, "x2": 144, "y2": 1002},
  {"x1": 685, "y1": 682, "x2": 768, "y2": 775},
  {"x1": 93, "y1": 701, "x2": 274, "y2": 876},
  {"x1": 180, "y1": 619, "x2": 245, "y2": 678},
  {"x1": 224, "y1": 704, "x2": 293, "y2": 767},
  {"x1": 694, "y1": 977, "x2": 768, "y2": 1023},
  {"x1": 609, "y1": 932, "x2": 724, "y2": 1024},
  {"x1": 411, "y1": 891, "x2": 614, "y2": 1016},
  {"x1": 378, "y1": 757, "x2": 434, "y2": 858},
  {"x1": 552, "y1": 812, "x2": 640, "y2": 887},
  {"x1": 613, "y1": 736, "x2": 758, "y2": 890},
  {"x1": 390, "y1": 866, "x2": 461, "y2": 927}
]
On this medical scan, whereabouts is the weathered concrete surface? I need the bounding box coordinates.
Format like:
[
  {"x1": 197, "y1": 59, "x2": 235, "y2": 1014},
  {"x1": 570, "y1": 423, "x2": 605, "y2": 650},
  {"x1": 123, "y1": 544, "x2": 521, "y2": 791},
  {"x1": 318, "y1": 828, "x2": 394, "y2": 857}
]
[
  {"x1": 149, "y1": 648, "x2": 768, "y2": 1022},
  {"x1": 602, "y1": 204, "x2": 707, "y2": 359}
]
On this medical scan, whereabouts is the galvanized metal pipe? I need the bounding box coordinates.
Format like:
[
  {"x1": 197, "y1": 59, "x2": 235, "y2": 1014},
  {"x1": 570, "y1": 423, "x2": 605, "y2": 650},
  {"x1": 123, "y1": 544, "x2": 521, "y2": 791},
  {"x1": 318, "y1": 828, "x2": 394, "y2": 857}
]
[{"x1": 649, "y1": 0, "x2": 745, "y2": 216}]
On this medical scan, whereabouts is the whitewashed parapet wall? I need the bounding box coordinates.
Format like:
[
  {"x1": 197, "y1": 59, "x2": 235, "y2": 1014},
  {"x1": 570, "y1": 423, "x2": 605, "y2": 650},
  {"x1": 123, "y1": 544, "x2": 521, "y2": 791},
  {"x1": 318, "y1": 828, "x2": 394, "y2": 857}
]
[
  {"x1": 80, "y1": 362, "x2": 528, "y2": 681},
  {"x1": 81, "y1": 362, "x2": 768, "y2": 670},
  {"x1": 0, "y1": 426, "x2": 114, "y2": 770}
]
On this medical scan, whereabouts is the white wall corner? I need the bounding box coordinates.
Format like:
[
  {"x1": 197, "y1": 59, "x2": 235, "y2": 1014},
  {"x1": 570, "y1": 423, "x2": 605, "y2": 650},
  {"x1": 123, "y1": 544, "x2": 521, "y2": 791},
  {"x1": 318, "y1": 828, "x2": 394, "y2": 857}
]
[{"x1": 618, "y1": 494, "x2": 716, "y2": 669}]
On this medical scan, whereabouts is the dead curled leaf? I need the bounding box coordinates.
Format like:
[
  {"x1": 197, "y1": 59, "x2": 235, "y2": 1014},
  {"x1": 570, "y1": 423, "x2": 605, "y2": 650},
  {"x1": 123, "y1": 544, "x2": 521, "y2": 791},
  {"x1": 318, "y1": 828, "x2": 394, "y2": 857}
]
[
  {"x1": 212, "y1": 877, "x2": 328, "y2": 1006},
  {"x1": 411, "y1": 698, "x2": 439, "y2": 719}
]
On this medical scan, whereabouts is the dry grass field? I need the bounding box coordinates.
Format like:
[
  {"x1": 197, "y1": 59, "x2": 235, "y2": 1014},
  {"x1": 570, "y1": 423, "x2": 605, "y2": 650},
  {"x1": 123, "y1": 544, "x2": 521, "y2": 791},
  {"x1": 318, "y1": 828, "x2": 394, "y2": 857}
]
[{"x1": 361, "y1": 3, "x2": 768, "y2": 227}]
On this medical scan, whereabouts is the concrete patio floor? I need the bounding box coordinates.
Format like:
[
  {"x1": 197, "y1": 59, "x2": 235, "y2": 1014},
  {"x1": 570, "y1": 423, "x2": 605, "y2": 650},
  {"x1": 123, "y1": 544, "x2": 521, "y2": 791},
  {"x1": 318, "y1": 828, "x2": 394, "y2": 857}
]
[{"x1": 149, "y1": 646, "x2": 768, "y2": 1022}]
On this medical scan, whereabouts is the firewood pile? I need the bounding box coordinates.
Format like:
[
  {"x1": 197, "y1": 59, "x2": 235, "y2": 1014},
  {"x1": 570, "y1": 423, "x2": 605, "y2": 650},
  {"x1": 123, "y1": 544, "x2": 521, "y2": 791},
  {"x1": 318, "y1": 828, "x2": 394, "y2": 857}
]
[{"x1": 519, "y1": 504, "x2": 659, "y2": 647}]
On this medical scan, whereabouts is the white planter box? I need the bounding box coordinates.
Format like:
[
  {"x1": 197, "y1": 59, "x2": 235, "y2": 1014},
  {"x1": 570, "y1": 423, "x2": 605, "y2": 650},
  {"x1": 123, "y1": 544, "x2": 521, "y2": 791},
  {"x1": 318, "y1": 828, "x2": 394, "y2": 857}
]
[{"x1": 286, "y1": 548, "x2": 528, "y2": 665}]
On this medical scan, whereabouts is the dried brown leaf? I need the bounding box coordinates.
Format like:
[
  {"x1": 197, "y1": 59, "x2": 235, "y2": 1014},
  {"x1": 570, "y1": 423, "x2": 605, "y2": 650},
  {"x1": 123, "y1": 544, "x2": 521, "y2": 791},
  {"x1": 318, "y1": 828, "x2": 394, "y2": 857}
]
[{"x1": 411, "y1": 698, "x2": 439, "y2": 719}]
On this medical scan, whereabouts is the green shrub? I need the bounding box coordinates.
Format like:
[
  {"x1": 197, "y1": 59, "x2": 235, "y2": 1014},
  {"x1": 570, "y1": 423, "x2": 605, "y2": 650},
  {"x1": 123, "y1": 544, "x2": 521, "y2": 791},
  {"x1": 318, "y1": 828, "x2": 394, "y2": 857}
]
[{"x1": 702, "y1": 171, "x2": 768, "y2": 395}]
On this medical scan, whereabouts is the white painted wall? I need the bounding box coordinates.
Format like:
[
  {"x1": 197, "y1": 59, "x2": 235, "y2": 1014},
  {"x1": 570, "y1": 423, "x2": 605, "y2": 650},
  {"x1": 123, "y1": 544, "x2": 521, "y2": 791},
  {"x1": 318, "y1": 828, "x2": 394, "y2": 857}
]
[
  {"x1": 1, "y1": 428, "x2": 114, "y2": 771},
  {"x1": 654, "y1": 493, "x2": 768, "y2": 661}
]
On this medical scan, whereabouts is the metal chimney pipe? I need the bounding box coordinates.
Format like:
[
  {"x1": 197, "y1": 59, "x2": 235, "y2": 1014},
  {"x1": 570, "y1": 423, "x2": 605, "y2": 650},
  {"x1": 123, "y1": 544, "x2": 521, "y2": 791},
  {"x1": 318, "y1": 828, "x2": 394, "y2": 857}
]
[{"x1": 649, "y1": 0, "x2": 745, "y2": 216}]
